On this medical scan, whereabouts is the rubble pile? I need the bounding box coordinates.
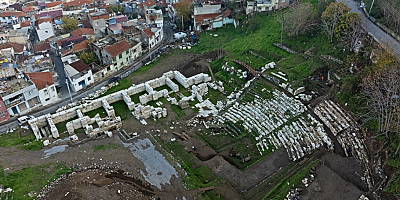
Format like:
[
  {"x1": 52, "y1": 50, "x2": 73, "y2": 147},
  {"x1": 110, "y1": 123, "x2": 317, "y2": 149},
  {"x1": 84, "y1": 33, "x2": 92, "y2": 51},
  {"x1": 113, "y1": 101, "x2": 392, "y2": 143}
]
[
  {"x1": 212, "y1": 90, "x2": 332, "y2": 160},
  {"x1": 314, "y1": 100, "x2": 351, "y2": 136}
]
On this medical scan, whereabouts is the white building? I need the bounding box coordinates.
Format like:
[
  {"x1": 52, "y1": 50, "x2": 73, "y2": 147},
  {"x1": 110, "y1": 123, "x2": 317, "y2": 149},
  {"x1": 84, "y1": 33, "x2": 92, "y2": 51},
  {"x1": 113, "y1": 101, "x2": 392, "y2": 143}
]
[
  {"x1": 64, "y1": 59, "x2": 94, "y2": 92},
  {"x1": 25, "y1": 71, "x2": 59, "y2": 106},
  {"x1": 37, "y1": 21, "x2": 55, "y2": 41}
]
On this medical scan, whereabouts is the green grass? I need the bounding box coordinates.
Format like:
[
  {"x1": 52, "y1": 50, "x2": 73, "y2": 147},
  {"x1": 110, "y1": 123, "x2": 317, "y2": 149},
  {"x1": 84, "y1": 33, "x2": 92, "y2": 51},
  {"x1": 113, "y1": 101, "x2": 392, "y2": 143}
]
[
  {"x1": 101, "y1": 79, "x2": 132, "y2": 97},
  {"x1": 92, "y1": 144, "x2": 119, "y2": 151},
  {"x1": 17, "y1": 140, "x2": 44, "y2": 151},
  {"x1": 204, "y1": 87, "x2": 225, "y2": 104},
  {"x1": 55, "y1": 116, "x2": 78, "y2": 134},
  {"x1": 0, "y1": 131, "x2": 36, "y2": 148},
  {"x1": 386, "y1": 171, "x2": 400, "y2": 194},
  {"x1": 130, "y1": 91, "x2": 147, "y2": 103},
  {"x1": 85, "y1": 107, "x2": 107, "y2": 118},
  {"x1": 171, "y1": 104, "x2": 186, "y2": 118},
  {"x1": 0, "y1": 163, "x2": 72, "y2": 200},
  {"x1": 110, "y1": 100, "x2": 132, "y2": 120}
]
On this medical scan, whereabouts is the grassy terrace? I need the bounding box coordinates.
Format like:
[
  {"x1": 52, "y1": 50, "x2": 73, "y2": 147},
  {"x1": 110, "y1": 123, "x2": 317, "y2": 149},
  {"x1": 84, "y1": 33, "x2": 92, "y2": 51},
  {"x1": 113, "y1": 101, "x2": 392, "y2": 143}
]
[{"x1": 0, "y1": 164, "x2": 71, "y2": 200}]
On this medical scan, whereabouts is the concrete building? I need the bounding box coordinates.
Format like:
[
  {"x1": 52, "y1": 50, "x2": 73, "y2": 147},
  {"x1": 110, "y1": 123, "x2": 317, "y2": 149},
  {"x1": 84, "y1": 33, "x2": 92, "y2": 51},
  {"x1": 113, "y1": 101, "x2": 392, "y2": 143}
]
[
  {"x1": 37, "y1": 20, "x2": 55, "y2": 41},
  {"x1": 0, "y1": 11, "x2": 27, "y2": 26},
  {"x1": 89, "y1": 11, "x2": 109, "y2": 35},
  {"x1": 0, "y1": 75, "x2": 41, "y2": 116},
  {"x1": 64, "y1": 59, "x2": 94, "y2": 92},
  {"x1": 25, "y1": 71, "x2": 59, "y2": 106},
  {"x1": 193, "y1": 4, "x2": 233, "y2": 31}
]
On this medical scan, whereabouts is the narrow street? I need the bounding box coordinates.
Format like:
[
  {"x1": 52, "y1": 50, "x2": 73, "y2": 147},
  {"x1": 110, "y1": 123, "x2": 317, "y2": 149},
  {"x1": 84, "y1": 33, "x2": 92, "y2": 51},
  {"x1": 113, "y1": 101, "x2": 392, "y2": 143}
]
[
  {"x1": 0, "y1": 22, "x2": 175, "y2": 134},
  {"x1": 343, "y1": 0, "x2": 400, "y2": 59}
]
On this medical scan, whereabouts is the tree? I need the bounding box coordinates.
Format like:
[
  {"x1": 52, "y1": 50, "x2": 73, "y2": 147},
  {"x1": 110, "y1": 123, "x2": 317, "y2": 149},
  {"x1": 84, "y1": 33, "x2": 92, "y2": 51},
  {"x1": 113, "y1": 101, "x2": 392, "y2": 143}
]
[
  {"x1": 283, "y1": 2, "x2": 315, "y2": 39},
  {"x1": 61, "y1": 16, "x2": 79, "y2": 33},
  {"x1": 335, "y1": 12, "x2": 365, "y2": 51},
  {"x1": 321, "y1": 2, "x2": 350, "y2": 43},
  {"x1": 108, "y1": 5, "x2": 122, "y2": 13},
  {"x1": 175, "y1": 0, "x2": 192, "y2": 29},
  {"x1": 78, "y1": 51, "x2": 97, "y2": 64},
  {"x1": 361, "y1": 64, "x2": 400, "y2": 154}
]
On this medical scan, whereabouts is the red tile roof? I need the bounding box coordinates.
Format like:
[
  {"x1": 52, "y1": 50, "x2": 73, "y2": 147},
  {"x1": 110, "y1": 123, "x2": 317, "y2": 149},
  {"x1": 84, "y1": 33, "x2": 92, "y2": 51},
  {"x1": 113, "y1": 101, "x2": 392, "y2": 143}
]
[
  {"x1": 0, "y1": 11, "x2": 27, "y2": 17},
  {"x1": 25, "y1": 72, "x2": 55, "y2": 90},
  {"x1": 46, "y1": 1, "x2": 62, "y2": 8},
  {"x1": 20, "y1": 20, "x2": 31, "y2": 28},
  {"x1": 0, "y1": 42, "x2": 25, "y2": 53},
  {"x1": 37, "y1": 17, "x2": 52, "y2": 25},
  {"x1": 194, "y1": 13, "x2": 220, "y2": 25},
  {"x1": 103, "y1": 40, "x2": 131, "y2": 58},
  {"x1": 72, "y1": 40, "x2": 89, "y2": 52},
  {"x1": 70, "y1": 28, "x2": 94, "y2": 37},
  {"x1": 142, "y1": 28, "x2": 154, "y2": 37},
  {"x1": 70, "y1": 60, "x2": 91, "y2": 72},
  {"x1": 33, "y1": 42, "x2": 51, "y2": 53},
  {"x1": 143, "y1": 0, "x2": 156, "y2": 8},
  {"x1": 63, "y1": 0, "x2": 92, "y2": 8},
  {"x1": 22, "y1": 6, "x2": 39, "y2": 13},
  {"x1": 80, "y1": 19, "x2": 92, "y2": 28}
]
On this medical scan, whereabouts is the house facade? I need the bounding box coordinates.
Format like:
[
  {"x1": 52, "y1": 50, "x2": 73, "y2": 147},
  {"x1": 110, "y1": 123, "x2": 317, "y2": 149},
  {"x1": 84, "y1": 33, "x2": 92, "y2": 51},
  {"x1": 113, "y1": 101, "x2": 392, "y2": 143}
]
[
  {"x1": 1, "y1": 76, "x2": 41, "y2": 116},
  {"x1": 64, "y1": 59, "x2": 94, "y2": 92},
  {"x1": 25, "y1": 72, "x2": 59, "y2": 106}
]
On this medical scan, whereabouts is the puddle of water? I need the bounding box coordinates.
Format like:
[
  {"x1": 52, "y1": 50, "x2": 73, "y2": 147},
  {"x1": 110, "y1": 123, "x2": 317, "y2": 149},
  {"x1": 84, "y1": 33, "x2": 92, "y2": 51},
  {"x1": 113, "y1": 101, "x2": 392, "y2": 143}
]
[
  {"x1": 42, "y1": 145, "x2": 68, "y2": 159},
  {"x1": 121, "y1": 138, "x2": 178, "y2": 189}
]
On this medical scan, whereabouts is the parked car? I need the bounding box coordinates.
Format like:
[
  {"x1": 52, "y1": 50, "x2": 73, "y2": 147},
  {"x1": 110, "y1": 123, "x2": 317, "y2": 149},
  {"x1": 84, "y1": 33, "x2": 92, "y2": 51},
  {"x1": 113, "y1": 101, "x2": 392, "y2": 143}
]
[
  {"x1": 108, "y1": 76, "x2": 121, "y2": 84},
  {"x1": 18, "y1": 116, "x2": 35, "y2": 125}
]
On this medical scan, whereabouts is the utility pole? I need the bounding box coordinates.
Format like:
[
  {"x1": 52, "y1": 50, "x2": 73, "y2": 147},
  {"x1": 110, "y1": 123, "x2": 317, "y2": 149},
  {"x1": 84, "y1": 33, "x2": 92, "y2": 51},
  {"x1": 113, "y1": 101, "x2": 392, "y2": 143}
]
[
  {"x1": 65, "y1": 79, "x2": 73, "y2": 103},
  {"x1": 369, "y1": 0, "x2": 375, "y2": 15}
]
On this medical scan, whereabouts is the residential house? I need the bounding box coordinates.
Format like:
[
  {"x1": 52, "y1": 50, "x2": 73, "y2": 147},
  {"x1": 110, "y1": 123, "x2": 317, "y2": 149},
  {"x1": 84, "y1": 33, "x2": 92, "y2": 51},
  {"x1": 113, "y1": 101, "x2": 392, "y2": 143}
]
[
  {"x1": 109, "y1": 15, "x2": 128, "y2": 25},
  {"x1": 45, "y1": 1, "x2": 63, "y2": 10},
  {"x1": 37, "y1": 9, "x2": 63, "y2": 22},
  {"x1": 18, "y1": 57, "x2": 59, "y2": 88},
  {"x1": 64, "y1": 58, "x2": 94, "y2": 92},
  {"x1": 107, "y1": 23, "x2": 123, "y2": 35},
  {"x1": 19, "y1": 20, "x2": 31, "y2": 30},
  {"x1": 0, "y1": 42, "x2": 26, "y2": 61},
  {"x1": 70, "y1": 28, "x2": 95, "y2": 40},
  {"x1": 7, "y1": 28, "x2": 30, "y2": 47},
  {"x1": 33, "y1": 42, "x2": 51, "y2": 55},
  {"x1": 0, "y1": 11, "x2": 27, "y2": 28},
  {"x1": 278, "y1": 0, "x2": 289, "y2": 9},
  {"x1": 22, "y1": 6, "x2": 40, "y2": 16},
  {"x1": 167, "y1": 4, "x2": 177, "y2": 24},
  {"x1": 88, "y1": 11, "x2": 109, "y2": 35},
  {"x1": 8, "y1": 3, "x2": 22, "y2": 11},
  {"x1": 193, "y1": 4, "x2": 233, "y2": 31},
  {"x1": 0, "y1": 74, "x2": 41, "y2": 116},
  {"x1": 122, "y1": 0, "x2": 138, "y2": 14},
  {"x1": 0, "y1": 96, "x2": 10, "y2": 123},
  {"x1": 143, "y1": 0, "x2": 156, "y2": 10},
  {"x1": 246, "y1": 0, "x2": 288, "y2": 14},
  {"x1": 37, "y1": 17, "x2": 55, "y2": 41},
  {"x1": 140, "y1": 27, "x2": 162, "y2": 49},
  {"x1": 63, "y1": 0, "x2": 92, "y2": 11},
  {"x1": 145, "y1": 9, "x2": 163, "y2": 28},
  {"x1": 25, "y1": 71, "x2": 59, "y2": 106}
]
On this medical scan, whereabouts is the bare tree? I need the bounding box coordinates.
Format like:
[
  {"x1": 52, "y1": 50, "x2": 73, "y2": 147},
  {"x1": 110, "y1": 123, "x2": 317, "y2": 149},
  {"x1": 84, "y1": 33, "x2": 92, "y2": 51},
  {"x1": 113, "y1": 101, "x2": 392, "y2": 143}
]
[
  {"x1": 283, "y1": 2, "x2": 316, "y2": 39},
  {"x1": 321, "y1": 2, "x2": 350, "y2": 43},
  {"x1": 337, "y1": 13, "x2": 365, "y2": 51},
  {"x1": 361, "y1": 61, "x2": 400, "y2": 154}
]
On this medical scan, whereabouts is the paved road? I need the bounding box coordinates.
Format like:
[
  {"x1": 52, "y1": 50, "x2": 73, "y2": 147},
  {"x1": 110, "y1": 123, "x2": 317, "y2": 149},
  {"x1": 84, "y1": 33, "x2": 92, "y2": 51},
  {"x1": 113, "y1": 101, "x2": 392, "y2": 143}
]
[
  {"x1": 0, "y1": 22, "x2": 175, "y2": 134},
  {"x1": 343, "y1": 0, "x2": 400, "y2": 59}
]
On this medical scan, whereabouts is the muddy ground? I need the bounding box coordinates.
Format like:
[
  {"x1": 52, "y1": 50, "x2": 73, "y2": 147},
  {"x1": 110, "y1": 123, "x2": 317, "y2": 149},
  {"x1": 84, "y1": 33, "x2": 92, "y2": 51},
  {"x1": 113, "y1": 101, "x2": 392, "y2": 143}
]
[{"x1": 0, "y1": 50, "x2": 381, "y2": 200}]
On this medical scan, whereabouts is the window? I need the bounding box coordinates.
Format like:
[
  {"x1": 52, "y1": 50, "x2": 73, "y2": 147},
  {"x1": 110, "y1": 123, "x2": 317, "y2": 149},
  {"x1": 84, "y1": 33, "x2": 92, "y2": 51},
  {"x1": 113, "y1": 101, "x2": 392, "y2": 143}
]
[
  {"x1": 281, "y1": 0, "x2": 285, "y2": 2},
  {"x1": 119, "y1": 54, "x2": 122, "y2": 59},
  {"x1": 88, "y1": 76, "x2": 91, "y2": 81},
  {"x1": 126, "y1": 57, "x2": 128, "y2": 62},
  {"x1": 95, "y1": 22, "x2": 99, "y2": 26},
  {"x1": 45, "y1": 31, "x2": 48, "y2": 33},
  {"x1": 0, "y1": 111, "x2": 4, "y2": 118},
  {"x1": 52, "y1": 86, "x2": 55, "y2": 92},
  {"x1": 45, "y1": 98, "x2": 50, "y2": 101},
  {"x1": 133, "y1": 49, "x2": 136, "y2": 53},
  {"x1": 125, "y1": 50, "x2": 129, "y2": 55},
  {"x1": 44, "y1": 89, "x2": 48, "y2": 96},
  {"x1": 121, "y1": 62, "x2": 124, "y2": 66}
]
